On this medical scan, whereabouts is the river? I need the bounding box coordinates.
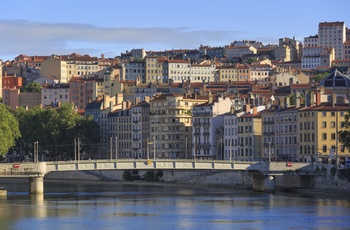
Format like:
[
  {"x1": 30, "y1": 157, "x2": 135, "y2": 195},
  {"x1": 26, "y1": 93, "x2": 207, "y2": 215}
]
[{"x1": 0, "y1": 178, "x2": 349, "y2": 230}]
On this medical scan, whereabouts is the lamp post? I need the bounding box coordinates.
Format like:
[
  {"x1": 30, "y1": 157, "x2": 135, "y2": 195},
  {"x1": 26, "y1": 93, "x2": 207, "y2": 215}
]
[
  {"x1": 110, "y1": 137, "x2": 112, "y2": 160},
  {"x1": 153, "y1": 136, "x2": 156, "y2": 160},
  {"x1": 229, "y1": 138, "x2": 232, "y2": 162},
  {"x1": 185, "y1": 138, "x2": 188, "y2": 159},
  {"x1": 115, "y1": 136, "x2": 118, "y2": 160},
  {"x1": 268, "y1": 141, "x2": 271, "y2": 162}
]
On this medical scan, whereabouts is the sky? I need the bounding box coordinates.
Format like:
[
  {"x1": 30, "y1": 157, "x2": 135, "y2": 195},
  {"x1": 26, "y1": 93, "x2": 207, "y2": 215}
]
[{"x1": 1, "y1": 0, "x2": 349, "y2": 61}]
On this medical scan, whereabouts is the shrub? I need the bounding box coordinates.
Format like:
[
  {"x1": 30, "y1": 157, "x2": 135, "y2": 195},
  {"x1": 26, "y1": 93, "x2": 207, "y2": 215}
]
[
  {"x1": 123, "y1": 170, "x2": 132, "y2": 181},
  {"x1": 143, "y1": 170, "x2": 155, "y2": 182}
]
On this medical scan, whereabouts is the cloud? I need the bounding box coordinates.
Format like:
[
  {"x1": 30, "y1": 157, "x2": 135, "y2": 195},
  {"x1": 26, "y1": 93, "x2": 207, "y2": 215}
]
[{"x1": 0, "y1": 20, "x2": 237, "y2": 59}]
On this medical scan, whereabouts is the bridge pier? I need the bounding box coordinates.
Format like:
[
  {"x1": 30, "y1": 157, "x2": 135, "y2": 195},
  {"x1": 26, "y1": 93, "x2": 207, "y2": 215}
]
[
  {"x1": 252, "y1": 174, "x2": 275, "y2": 192},
  {"x1": 29, "y1": 177, "x2": 44, "y2": 194}
]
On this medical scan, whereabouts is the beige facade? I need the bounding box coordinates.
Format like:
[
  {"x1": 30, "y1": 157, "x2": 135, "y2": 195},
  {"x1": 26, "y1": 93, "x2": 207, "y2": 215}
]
[
  {"x1": 149, "y1": 93, "x2": 206, "y2": 159},
  {"x1": 225, "y1": 46, "x2": 257, "y2": 59},
  {"x1": 40, "y1": 56, "x2": 68, "y2": 83},
  {"x1": 217, "y1": 66, "x2": 238, "y2": 82},
  {"x1": 237, "y1": 107, "x2": 262, "y2": 161},
  {"x1": 145, "y1": 56, "x2": 163, "y2": 83}
]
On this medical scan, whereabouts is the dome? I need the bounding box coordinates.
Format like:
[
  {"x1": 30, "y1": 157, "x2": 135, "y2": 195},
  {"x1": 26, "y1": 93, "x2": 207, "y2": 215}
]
[{"x1": 320, "y1": 69, "x2": 350, "y2": 87}]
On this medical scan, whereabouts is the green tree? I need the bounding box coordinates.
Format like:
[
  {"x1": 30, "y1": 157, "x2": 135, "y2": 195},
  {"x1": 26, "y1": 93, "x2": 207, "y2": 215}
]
[
  {"x1": 123, "y1": 170, "x2": 132, "y2": 181},
  {"x1": 311, "y1": 72, "x2": 329, "y2": 83},
  {"x1": 22, "y1": 82, "x2": 42, "y2": 93},
  {"x1": 339, "y1": 110, "x2": 350, "y2": 151},
  {"x1": 12, "y1": 103, "x2": 100, "y2": 161},
  {"x1": 0, "y1": 104, "x2": 21, "y2": 156}
]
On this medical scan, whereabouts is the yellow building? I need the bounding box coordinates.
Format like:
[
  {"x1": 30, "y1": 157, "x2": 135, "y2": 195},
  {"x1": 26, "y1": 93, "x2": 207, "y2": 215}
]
[
  {"x1": 217, "y1": 65, "x2": 238, "y2": 82},
  {"x1": 298, "y1": 103, "x2": 350, "y2": 163}
]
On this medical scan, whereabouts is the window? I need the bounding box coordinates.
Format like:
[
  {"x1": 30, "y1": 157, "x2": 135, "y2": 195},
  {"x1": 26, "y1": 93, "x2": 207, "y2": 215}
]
[
  {"x1": 322, "y1": 112, "x2": 327, "y2": 117},
  {"x1": 322, "y1": 133, "x2": 327, "y2": 140},
  {"x1": 323, "y1": 145, "x2": 327, "y2": 152},
  {"x1": 322, "y1": 122, "x2": 327, "y2": 128},
  {"x1": 331, "y1": 133, "x2": 336, "y2": 140},
  {"x1": 331, "y1": 121, "x2": 336, "y2": 128}
]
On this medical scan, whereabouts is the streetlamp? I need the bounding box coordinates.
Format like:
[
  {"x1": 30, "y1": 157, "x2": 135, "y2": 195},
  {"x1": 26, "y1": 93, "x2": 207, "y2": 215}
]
[
  {"x1": 115, "y1": 136, "x2": 118, "y2": 160},
  {"x1": 229, "y1": 138, "x2": 232, "y2": 162},
  {"x1": 110, "y1": 137, "x2": 112, "y2": 160},
  {"x1": 153, "y1": 136, "x2": 156, "y2": 160},
  {"x1": 185, "y1": 137, "x2": 188, "y2": 159}
]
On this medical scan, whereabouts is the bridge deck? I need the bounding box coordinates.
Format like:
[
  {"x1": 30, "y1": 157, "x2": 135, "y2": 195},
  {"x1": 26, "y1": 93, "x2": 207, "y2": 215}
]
[{"x1": 0, "y1": 160, "x2": 313, "y2": 178}]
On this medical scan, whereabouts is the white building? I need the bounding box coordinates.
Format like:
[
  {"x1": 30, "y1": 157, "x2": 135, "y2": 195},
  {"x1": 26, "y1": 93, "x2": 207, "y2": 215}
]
[
  {"x1": 192, "y1": 94, "x2": 233, "y2": 160},
  {"x1": 318, "y1": 21, "x2": 346, "y2": 60}
]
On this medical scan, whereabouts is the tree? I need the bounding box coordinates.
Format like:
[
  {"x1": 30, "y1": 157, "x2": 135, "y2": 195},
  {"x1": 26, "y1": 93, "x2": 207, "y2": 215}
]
[
  {"x1": 338, "y1": 110, "x2": 350, "y2": 151},
  {"x1": 311, "y1": 72, "x2": 329, "y2": 84},
  {"x1": 22, "y1": 82, "x2": 42, "y2": 93},
  {"x1": 0, "y1": 104, "x2": 21, "y2": 156},
  {"x1": 12, "y1": 102, "x2": 100, "y2": 161}
]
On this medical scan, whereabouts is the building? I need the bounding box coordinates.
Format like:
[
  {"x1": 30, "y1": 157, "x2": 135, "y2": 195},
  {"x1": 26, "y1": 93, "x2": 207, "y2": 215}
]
[
  {"x1": 302, "y1": 47, "x2": 335, "y2": 70},
  {"x1": 41, "y1": 82, "x2": 70, "y2": 106},
  {"x1": 225, "y1": 46, "x2": 257, "y2": 59},
  {"x1": 298, "y1": 103, "x2": 350, "y2": 163},
  {"x1": 217, "y1": 65, "x2": 238, "y2": 82},
  {"x1": 274, "y1": 37, "x2": 302, "y2": 62},
  {"x1": 304, "y1": 35, "x2": 318, "y2": 47},
  {"x1": 237, "y1": 105, "x2": 262, "y2": 161},
  {"x1": 318, "y1": 21, "x2": 346, "y2": 60},
  {"x1": 149, "y1": 93, "x2": 206, "y2": 159},
  {"x1": 192, "y1": 93, "x2": 232, "y2": 160}
]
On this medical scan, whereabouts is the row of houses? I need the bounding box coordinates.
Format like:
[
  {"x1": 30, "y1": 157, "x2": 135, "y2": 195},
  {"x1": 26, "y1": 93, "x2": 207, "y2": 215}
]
[{"x1": 80, "y1": 69, "x2": 350, "y2": 166}]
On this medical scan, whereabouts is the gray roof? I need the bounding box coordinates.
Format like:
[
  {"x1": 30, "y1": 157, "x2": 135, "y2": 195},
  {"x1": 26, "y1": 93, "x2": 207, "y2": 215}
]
[{"x1": 320, "y1": 69, "x2": 350, "y2": 87}]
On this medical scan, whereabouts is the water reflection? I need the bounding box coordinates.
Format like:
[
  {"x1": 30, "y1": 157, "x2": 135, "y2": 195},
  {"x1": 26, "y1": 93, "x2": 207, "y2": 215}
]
[{"x1": 0, "y1": 179, "x2": 349, "y2": 229}]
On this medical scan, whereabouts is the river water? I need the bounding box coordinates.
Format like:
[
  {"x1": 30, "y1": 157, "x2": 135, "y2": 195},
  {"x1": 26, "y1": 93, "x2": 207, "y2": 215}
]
[{"x1": 0, "y1": 179, "x2": 349, "y2": 230}]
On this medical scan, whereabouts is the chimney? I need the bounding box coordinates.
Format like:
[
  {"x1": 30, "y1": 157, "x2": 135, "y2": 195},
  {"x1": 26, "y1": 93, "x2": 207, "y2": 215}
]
[
  {"x1": 332, "y1": 93, "x2": 336, "y2": 107},
  {"x1": 144, "y1": 96, "x2": 150, "y2": 103},
  {"x1": 310, "y1": 91, "x2": 315, "y2": 106},
  {"x1": 316, "y1": 91, "x2": 321, "y2": 106},
  {"x1": 122, "y1": 101, "x2": 127, "y2": 110},
  {"x1": 245, "y1": 104, "x2": 251, "y2": 113},
  {"x1": 208, "y1": 91, "x2": 213, "y2": 103},
  {"x1": 252, "y1": 106, "x2": 257, "y2": 115},
  {"x1": 115, "y1": 93, "x2": 123, "y2": 105},
  {"x1": 295, "y1": 91, "x2": 300, "y2": 108},
  {"x1": 135, "y1": 97, "x2": 140, "y2": 105},
  {"x1": 103, "y1": 95, "x2": 110, "y2": 109},
  {"x1": 101, "y1": 54, "x2": 105, "y2": 59},
  {"x1": 109, "y1": 101, "x2": 113, "y2": 112}
]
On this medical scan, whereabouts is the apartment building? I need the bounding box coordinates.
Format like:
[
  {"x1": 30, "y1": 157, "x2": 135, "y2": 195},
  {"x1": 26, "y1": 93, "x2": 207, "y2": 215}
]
[
  {"x1": 236, "y1": 64, "x2": 250, "y2": 81},
  {"x1": 217, "y1": 65, "x2": 238, "y2": 82},
  {"x1": 192, "y1": 93, "x2": 232, "y2": 160},
  {"x1": 343, "y1": 41, "x2": 350, "y2": 60},
  {"x1": 167, "y1": 59, "x2": 191, "y2": 83},
  {"x1": 237, "y1": 105, "x2": 262, "y2": 161},
  {"x1": 41, "y1": 83, "x2": 70, "y2": 106},
  {"x1": 304, "y1": 35, "x2": 318, "y2": 47},
  {"x1": 124, "y1": 60, "x2": 145, "y2": 81},
  {"x1": 302, "y1": 47, "x2": 335, "y2": 69},
  {"x1": 225, "y1": 46, "x2": 257, "y2": 59},
  {"x1": 149, "y1": 93, "x2": 207, "y2": 159},
  {"x1": 199, "y1": 46, "x2": 225, "y2": 59},
  {"x1": 318, "y1": 21, "x2": 346, "y2": 60},
  {"x1": 298, "y1": 104, "x2": 350, "y2": 163},
  {"x1": 40, "y1": 56, "x2": 68, "y2": 83},
  {"x1": 248, "y1": 64, "x2": 272, "y2": 86},
  {"x1": 145, "y1": 56, "x2": 165, "y2": 83},
  {"x1": 129, "y1": 101, "x2": 150, "y2": 159},
  {"x1": 69, "y1": 77, "x2": 96, "y2": 109},
  {"x1": 41, "y1": 54, "x2": 107, "y2": 83},
  {"x1": 274, "y1": 37, "x2": 302, "y2": 62}
]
